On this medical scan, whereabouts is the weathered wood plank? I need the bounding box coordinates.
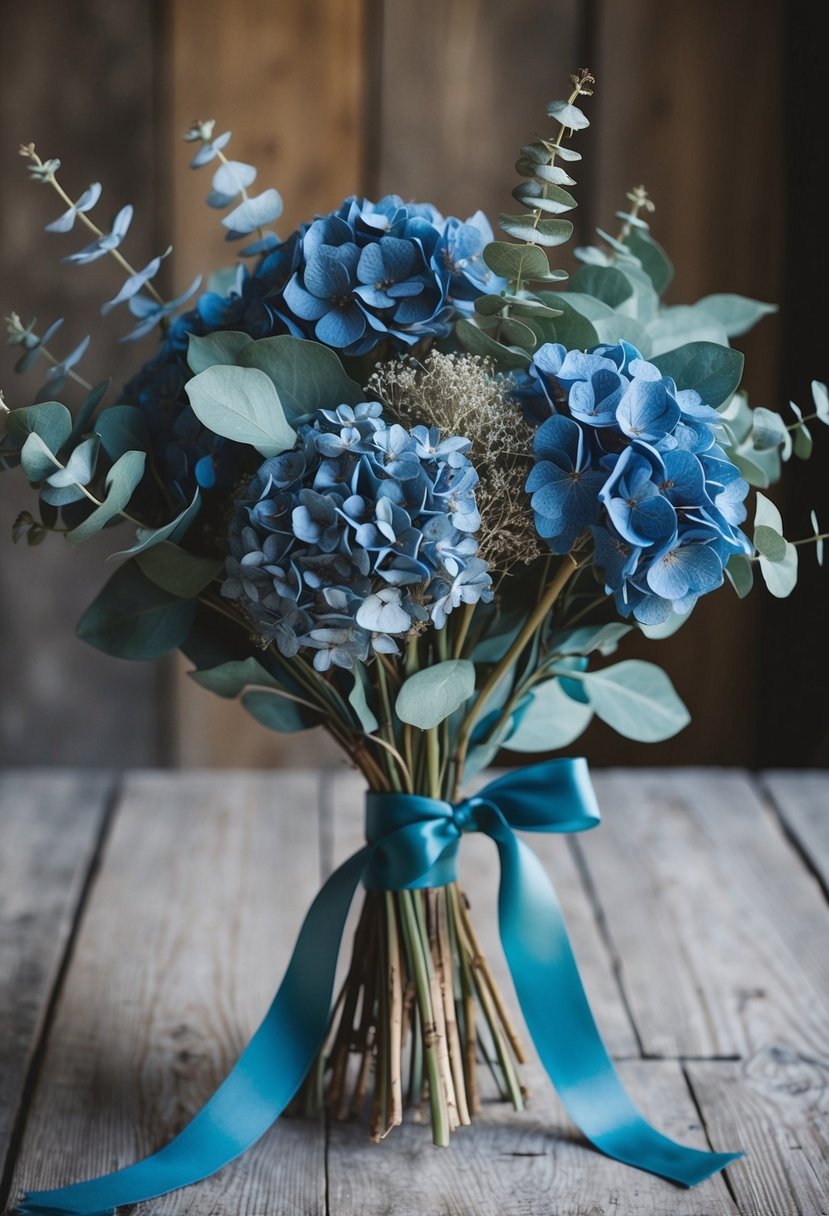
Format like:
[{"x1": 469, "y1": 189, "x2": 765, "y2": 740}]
[
  {"x1": 324, "y1": 772, "x2": 736, "y2": 1213},
  {"x1": 579, "y1": 770, "x2": 829, "y2": 1060},
  {"x1": 329, "y1": 1059, "x2": 738, "y2": 1216},
  {"x1": 583, "y1": 0, "x2": 785, "y2": 769},
  {"x1": 0, "y1": 771, "x2": 112, "y2": 1187},
  {"x1": 8, "y1": 771, "x2": 327, "y2": 1214},
  {"x1": 761, "y1": 770, "x2": 829, "y2": 895},
  {"x1": 167, "y1": 0, "x2": 369, "y2": 769},
  {"x1": 687, "y1": 1056, "x2": 829, "y2": 1216},
  {"x1": 376, "y1": 0, "x2": 581, "y2": 225}
]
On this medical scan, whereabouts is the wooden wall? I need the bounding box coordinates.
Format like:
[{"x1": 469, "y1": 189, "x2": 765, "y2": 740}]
[{"x1": 1, "y1": 0, "x2": 825, "y2": 770}]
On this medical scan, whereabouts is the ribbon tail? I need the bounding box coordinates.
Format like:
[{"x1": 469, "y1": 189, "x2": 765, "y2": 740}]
[
  {"x1": 17, "y1": 848, "x2": 370, "y2": 1216},
  {"x1": 493, "y1": 828, "x2": 743, "y2": 1187}
]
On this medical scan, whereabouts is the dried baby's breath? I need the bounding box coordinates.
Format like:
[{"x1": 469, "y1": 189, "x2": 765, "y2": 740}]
[{"x1": 369, "y1": 352, "x2": 544, "y2": 575}]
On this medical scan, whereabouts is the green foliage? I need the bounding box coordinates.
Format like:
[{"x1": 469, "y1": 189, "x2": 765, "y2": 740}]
[
  {"x1": 76, "y1": 561, "x2": 197, "y2": 659},
  {"x1": 554, "y1": 660, "x2": 690, "y2": 743},
  {"x1": 67, "y1": 450, "x2": 146, "y2": 544},
  {"x1": 187, "y1": 332, "x2": 363, "y2": 422},
  {"x1": 503, "y1": 678, "x2": 593, "y2": 752},
  {"x1": 136, "y1": 542, "x2": 222, "y2": 597},
  {"x1": 754, "y1": 492, "x2": 798, "y2": 597},
  {"x1": 114, "y1": 489, "x2": 200, "y2": 558},
  {"x1": 189, "y1": 656, "x2": 280, "y2": 698},
  {"x1": 94, "y1": 405, "x2": 149, "y2": 461},
  {"x1": 395, "y1": 660, "x2": 476, "y2": 729},
  {"x1": 348, "y1": 666, "x2": 380, "y2": 734},
  {"x1": 185, "y1": 364, "x2": 297, "y2": 457},
  {"x1": 651, "y1": 342, "x2": 744, "y2": 409},
  {"x1": 241, "y1": 688, "x2": 318, "y2": 733}
]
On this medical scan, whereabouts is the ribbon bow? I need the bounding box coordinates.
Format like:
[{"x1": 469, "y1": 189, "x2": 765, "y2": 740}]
[{"x1": 18, "y1": 759, "x2": 741, "y2": 1215}]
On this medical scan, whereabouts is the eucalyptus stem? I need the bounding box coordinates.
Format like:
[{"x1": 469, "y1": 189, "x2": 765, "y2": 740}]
[
  {"x1": 453, "y1": 555, "x2": 580, "y2": 790},
  {"x1": 399, "y1": 888, "x2": 450, "y2": 1146},
  {"x1": 22, "y1": 147, "x2": 166, "y2": 309}
]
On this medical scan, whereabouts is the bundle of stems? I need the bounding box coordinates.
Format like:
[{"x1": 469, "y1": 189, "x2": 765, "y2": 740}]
[{"x1": 285, "y1": 554, "x2": 592, "y2": 1143}]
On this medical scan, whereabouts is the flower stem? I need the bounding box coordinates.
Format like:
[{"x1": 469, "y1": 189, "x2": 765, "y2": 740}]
[{"x1": 453, "y1": 555, "x2": 579, "y2": 791}]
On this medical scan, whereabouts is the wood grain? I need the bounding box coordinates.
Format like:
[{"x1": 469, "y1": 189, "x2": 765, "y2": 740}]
[
  {"x1": 8, "y1": 770, "x2": 328, "y2": 1214},
  {"x1": 0, "y1": 0, "x2": 160, "y2": 767},
  {"x1": 761, "y1": 770, "x2": 829, "y2": 895},
  {"x1": 165, "y1": 0, "x2": 368, "y2": 769},
  {"x1": 0, "y1": 771, "x2": 112, "y2": 1183},
  {"x1": 579, "y1": 770, "x2": 829, "y2": 1059},
  {"x1": 687, "y1": 1056, "x2": 829, "y2": 1216},
  {"x1": 328, "y1": 1059, "x2": 738, "y2": 1216}
]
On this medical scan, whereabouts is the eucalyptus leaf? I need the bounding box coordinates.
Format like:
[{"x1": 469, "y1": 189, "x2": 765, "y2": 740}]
[
  {"x1": 395, "y1": 660, "x2": 476, "y2": 729},
  {"x1": 498, "y1": 214, "x2": 574, "y2": 248},
  {"x1": 241, "y1": 688, "x2": 318, "y2": 732},
  {"x1": 76, "y1": 561, "x2": 197, "y2": 659},
  {"x1": 6, "y1": 401, "x2": 72, "y2": 455},
  {"x1": 811, "y1": 380, "x2": 829, "y2": 423},
  {"x1": 222, "y1": 188, "x2": 283, "y2": 235},
  {"x1": 638, "y1": 610, "x2": 693, "y2": 639},
  {"x1": 67, "y1": 450, "x2": 146, "y2": 545},
  {"x1": 20, "y1": 431, "x2": 61, "y2": 482},
  {"x1": 454, "y1": 319, "x2": 531, "y2": 370},
  {"x1": 67, "y1": 380, "x2": 110, "y2": 448},
  {"x1": 754, "y1": 524, "x2": 787, "y2": 562},
  {"x1": 749, "y1": 407, "x2": 789, "y2": 452},
  {"x1": 114, "y1": 488, "x2": 201, "y2": 558},
  {"x1": 759, "y1": 542, "x2": 798, "y2": 597},
  {"x1": 624, "y1": 228, "x2": 673, "y2": 295},
  {"x1": 651, "y1": 342, "x2": 744, "y2": 409},
  {"x1": 538, "y1": 296, "x2": 599, "y2": 350},
  {"x1": 646, "y1": 306, "x2": 729, "y2": 358},
  {"x1": 550, "y1": 622, "x2": 633, "y2": 656},
  {"x1": 46, "y1": 434, "x2": 99, "y2": 487},
  {"x1": 189, "y1": 657, "x2": 279, "y2": 698},
  {"x1": 348, "y1": 667, "x2": 379, "y2": 734},
  {"x1": 136, "y1": 543, "x2": 222, "y2": 597},
  {"x1": 558, "y1": 660, "x2": 691, "y2": 742},
  {"x1": 94, "y1": 405, "x2": 149, "y2": 462},
  {"x1": 482, "y1": 241, "x2": 550, "y2": 281},
  {"x1": 568, "y1": 265, "x2": 634, "y2": 308},
  {"x1": 186, "y1": 364, "x2": 296, "y2": 456},
  {"x1": 239, "y1": 335, "x2": 364, "y2": 419},
  {"x1": 754, "y1": 491, "x2": 784, "y2": 534},
  {"x1": 546, "y1": 100, "x2": 590, "y2": 129},
  {"x1": 187, "y1": 330, "x2": 254, "y2": 375},
  {"x1": 725, "y1": 553, "x2": 754, "y2": 598},
  {"x1": 502, "y1": 678, "x2": 593, "y2": 753},
  {"x1": 498, "y1": 317, "x2": 537, "y2": 349},
  {"x1": 511, "y1": 182, "x2": 577, "y2": 214},
  {"x1": 694, "y1": 293, "x2": 777, "y2": 338},
  {"x1": 474, "y1": 294, "x2": 508, "y2": 317}
]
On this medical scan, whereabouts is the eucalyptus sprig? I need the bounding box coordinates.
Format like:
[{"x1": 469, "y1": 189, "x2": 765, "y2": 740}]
[
  {"x1": 184, "y1": 118, "x2": 283, "y2": 256},
  {"x1": 456, "y1": 68, "x2": 595, "y2": 370},
  {"x1": 17, "y1": 142, "x2": 201, "y2": 347}
]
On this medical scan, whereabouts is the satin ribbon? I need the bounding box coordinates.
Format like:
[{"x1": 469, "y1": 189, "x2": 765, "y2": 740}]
[{"x1": 19, "y1": 758, "x2": 741, "y2": 1215}]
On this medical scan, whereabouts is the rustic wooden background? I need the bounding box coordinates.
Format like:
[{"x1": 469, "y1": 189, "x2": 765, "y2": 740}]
[{"x1": 1, "y1": 0, "x2": 826, "y2": 770}]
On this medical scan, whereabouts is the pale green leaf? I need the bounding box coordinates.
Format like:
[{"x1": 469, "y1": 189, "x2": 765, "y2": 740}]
[
  {"x1": 68, "y1": 450, "x2": 146, "y2": 545},
  {"x1": 185, "y1": 364, "x2": 296, "y2": 457},
  {"x1": 395, "y1": 660, "x2": 476, "y2": 729},
  {"x1": 502, "y1": 678, "x2": 593, "y2": 753},
  {"x1": 559, "y1": 660, "x2": 691, "y2": 743}
]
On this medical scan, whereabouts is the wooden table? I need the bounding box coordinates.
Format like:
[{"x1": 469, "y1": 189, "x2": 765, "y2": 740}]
[{"x1": 1, "y1": 768, "x2": 827, "y2": 1215}]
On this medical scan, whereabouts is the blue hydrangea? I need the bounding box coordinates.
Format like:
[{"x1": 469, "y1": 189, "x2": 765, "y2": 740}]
[
  {"x1": 124, "y1": 197, "x2": 505, "y2": 506},
  {"x1": 221, "y1": 402, "x2": 493, "y2": 669},
  {"x1": 523, "y1": 341, "x2": 752, "y2": 624}
]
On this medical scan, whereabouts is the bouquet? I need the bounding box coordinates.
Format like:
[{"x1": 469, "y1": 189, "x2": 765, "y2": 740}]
[{"x1": 3, "y1": 68, "x2": 825, "y2": 1214}]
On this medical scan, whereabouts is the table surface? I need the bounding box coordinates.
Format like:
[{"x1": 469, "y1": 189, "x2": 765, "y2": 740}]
[{"x1": 0, "y1": 767, "x2": 827, "y2": 1216}]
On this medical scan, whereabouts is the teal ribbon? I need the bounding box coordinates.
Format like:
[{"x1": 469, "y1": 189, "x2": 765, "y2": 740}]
[{"x1": 18, "y1": 758, "x2": 741, "y2": 1215}]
